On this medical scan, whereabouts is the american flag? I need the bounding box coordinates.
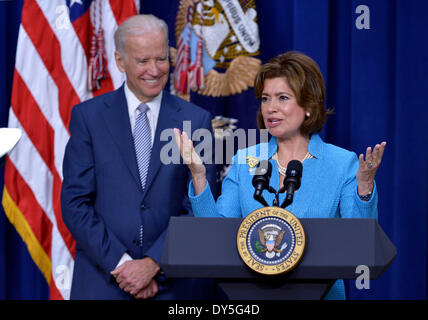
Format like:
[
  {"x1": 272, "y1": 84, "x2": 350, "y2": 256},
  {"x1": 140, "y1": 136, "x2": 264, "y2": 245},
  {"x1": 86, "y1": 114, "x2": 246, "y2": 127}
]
[{"x1": 2, "y1": 0, "x2": 138, "y2": 300}]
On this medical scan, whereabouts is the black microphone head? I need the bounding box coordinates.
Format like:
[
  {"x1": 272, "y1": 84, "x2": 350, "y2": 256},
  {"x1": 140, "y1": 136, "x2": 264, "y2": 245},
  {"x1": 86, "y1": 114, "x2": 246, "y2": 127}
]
[
  {"x1": 286, "y1": 160, "x2": 303, "y2": 177},
  {"x1": 284, "y1": 160, "x2": 303, "y2": 189},
  {"x1": 252, "y1": 160, "x2": 272, "y2": 189}
]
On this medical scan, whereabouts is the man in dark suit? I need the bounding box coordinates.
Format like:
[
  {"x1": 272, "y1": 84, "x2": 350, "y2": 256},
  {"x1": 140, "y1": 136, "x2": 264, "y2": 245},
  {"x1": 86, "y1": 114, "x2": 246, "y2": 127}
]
[{"x1": 61, "y1": 14, "x2": 217, "y2": 299}]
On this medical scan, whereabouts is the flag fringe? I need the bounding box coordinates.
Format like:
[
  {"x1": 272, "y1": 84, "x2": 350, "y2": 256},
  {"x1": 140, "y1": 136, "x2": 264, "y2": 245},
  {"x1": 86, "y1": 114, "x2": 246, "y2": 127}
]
[{"x1": 2, "y1": 187, "x2": 52, "y2": 285}]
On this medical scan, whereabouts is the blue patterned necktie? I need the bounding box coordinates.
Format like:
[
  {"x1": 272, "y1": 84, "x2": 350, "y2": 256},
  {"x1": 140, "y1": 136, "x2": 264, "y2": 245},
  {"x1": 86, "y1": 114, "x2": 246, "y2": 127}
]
[{"x1": 133, "y1": 103, "x2": 152, "y2": 190}]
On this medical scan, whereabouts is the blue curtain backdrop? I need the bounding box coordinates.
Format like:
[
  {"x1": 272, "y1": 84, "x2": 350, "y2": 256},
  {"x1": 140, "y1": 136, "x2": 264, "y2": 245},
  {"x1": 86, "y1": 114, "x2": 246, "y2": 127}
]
[{"x1": 1, "y1": 0, "x2": 427, "y2": 300}]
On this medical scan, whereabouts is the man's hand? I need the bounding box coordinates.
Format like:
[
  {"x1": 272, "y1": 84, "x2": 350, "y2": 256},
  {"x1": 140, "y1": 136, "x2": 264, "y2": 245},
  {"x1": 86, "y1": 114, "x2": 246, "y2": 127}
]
[
  {"x1": 133, "y1": 278, "x2": 159, "y2": 299},
  {"x1": 110, "y1": 257, "x2": 160, "y2": 296}
]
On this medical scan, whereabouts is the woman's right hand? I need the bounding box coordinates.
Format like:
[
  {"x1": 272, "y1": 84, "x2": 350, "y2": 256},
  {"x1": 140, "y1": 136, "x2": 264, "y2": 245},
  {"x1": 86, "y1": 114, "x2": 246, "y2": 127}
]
[{"x1": 174, "y1": 128, "x2": 207, "y2": 195}]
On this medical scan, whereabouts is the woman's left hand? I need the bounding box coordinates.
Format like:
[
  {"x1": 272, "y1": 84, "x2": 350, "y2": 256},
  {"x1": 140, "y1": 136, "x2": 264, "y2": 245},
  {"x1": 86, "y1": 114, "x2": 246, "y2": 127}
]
[{"x1": 356, "y1": 141, "x2": 387, "y2": 195}]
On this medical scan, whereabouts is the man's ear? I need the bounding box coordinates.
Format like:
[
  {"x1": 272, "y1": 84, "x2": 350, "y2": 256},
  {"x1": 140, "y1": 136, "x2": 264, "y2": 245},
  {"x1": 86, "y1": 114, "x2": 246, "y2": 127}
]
[{"x1": 115, "y1": 51, "x2": 125, "y2": 73}]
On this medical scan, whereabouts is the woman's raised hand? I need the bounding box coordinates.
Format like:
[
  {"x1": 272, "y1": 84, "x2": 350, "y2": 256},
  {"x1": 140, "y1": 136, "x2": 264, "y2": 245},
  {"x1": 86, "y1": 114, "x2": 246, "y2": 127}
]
[
  {"x1": 174, "y1": 128, "x2": 207, "y2": 195},
  {"x1": 356, "y1": 141, "x2": 387, "y2": 196}
]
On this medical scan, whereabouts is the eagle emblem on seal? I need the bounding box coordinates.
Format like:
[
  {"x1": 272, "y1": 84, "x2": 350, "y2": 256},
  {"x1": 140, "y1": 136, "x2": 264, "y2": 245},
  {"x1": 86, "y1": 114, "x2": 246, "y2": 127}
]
[
  {"x1": 172, "y1": 0, "x2": 261, "y2": 98},
  {"x1": 257, "y1": 224, "x2": 288, "y2": 259}
]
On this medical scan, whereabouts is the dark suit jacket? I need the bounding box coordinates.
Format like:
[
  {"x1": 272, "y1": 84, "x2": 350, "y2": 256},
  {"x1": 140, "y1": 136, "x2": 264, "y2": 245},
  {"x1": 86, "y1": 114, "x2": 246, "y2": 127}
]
[{"x1": 61, "y1": 86, "x2": 217, "y2": 299}]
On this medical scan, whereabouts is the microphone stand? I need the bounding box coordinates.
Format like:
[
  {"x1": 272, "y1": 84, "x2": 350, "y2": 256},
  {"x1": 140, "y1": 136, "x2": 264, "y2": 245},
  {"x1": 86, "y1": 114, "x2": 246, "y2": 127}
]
[
  {"x1": 269, "y1": 187, "x2": 279, "y2": 207},
  {"x1": 253, "y1": 162, "x2": 299, "y2": 208},
  {"x1": 259, "y1": 185, "x2": 292, "y2": 208},
  {"x1": 254, "y1": 161, "x2": 302, "y2": 209},
  {"x1": 261, "y1": 186, "x2": 287, "y2": 208},
  {"x1": 254, "y1": 186, "x2": 279, "y2": 207},
  {"x1": 278, "y1": 185, "x2": 295, "y2": 208}
]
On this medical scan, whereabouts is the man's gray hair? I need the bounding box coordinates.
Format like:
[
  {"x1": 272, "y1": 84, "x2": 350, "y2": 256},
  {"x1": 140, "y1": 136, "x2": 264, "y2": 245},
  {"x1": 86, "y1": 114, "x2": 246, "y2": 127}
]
[{"x1": 114, "y1": 14, "x2": 169, "y2": 56}]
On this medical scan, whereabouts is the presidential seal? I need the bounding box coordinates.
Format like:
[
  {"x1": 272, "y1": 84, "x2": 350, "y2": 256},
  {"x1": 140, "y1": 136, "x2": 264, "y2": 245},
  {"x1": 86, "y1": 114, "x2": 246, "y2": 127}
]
[{"x1": 237, "y1": 207, "x2": 306, "y2": 275}]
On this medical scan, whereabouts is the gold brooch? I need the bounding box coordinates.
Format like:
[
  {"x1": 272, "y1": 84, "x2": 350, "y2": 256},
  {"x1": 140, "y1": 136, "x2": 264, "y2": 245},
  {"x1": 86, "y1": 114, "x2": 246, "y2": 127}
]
[{"x1": 246, "y1": 156, "x2": 259, "y2": 173}]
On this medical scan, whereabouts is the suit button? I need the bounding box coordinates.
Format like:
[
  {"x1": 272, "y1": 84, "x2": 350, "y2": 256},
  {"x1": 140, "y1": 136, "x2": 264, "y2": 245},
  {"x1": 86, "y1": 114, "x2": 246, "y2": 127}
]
[{"x1": 140, "y1": 204, "x2": 146, "y2": 209}]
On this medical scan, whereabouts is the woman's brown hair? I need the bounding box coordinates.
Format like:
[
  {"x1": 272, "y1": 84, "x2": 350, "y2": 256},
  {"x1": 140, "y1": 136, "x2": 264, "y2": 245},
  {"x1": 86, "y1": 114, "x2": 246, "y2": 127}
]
[{"x1": 254, "y1": 51, "x2": 332, "y2": 136}]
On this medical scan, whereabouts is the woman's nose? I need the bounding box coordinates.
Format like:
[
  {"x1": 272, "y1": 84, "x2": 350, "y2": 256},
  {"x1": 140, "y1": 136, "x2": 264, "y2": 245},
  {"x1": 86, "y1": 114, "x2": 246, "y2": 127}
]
[{"x1": 266, "y1": 100, "x2": 278, "y2": 113}]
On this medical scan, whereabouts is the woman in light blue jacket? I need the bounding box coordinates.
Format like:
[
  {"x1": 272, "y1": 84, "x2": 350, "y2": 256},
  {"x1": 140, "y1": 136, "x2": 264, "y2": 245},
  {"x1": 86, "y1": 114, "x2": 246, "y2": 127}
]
[{"x1": 175, "y1": 51, "x2": 386, "y2": 299}]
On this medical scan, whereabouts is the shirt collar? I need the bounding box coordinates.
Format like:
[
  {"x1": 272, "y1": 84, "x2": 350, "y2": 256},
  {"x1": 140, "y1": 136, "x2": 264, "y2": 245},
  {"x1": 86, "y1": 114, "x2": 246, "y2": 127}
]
[{"x1": 124, "y1": 81, "x2": 163, "y2": 115}]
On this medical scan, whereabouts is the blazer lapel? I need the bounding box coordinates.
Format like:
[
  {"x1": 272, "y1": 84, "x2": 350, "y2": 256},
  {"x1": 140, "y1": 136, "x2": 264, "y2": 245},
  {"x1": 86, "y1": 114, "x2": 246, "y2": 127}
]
[
  {"x1": 102, "y1": 85, "x2": 141, "y2": 190},
  {"x1": 287, "y1": 133, "x2": 323, "y2": 218},
  {"x1": 142, "y1": 91, "x2": 182, "y2": 199}
]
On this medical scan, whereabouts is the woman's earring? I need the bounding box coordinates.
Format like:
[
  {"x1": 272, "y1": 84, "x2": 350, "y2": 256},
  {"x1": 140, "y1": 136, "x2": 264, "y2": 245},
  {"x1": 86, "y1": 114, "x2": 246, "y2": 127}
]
[{"x1": 306, "y1": 112, "x2": 310, "y2": 118}]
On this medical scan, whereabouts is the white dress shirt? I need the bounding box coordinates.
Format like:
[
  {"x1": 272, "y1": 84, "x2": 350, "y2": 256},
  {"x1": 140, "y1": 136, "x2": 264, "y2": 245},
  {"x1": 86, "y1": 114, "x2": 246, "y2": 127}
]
[
  {"x1": 115, "y1": 82, "x2": 163, "y2": 269},
  {"x1": 124, "y1": 81, "x2": 162, "y2": 144}
]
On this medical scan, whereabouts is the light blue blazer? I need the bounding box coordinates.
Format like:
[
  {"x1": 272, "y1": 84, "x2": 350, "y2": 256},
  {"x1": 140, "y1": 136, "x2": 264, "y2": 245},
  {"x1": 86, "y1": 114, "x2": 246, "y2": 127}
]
[{"x1": 189, "y1": 133, "x2": 378, "y2": 299}]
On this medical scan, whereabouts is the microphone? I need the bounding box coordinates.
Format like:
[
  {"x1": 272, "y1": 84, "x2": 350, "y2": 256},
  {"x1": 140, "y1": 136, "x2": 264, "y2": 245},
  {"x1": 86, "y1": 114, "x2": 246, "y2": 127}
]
[
  {"x1": 252, "y1": 160, "x2": 272, "y2": 207},
  {"x1": 280, "y1": 160, "x2": 303, "y2": 208}
]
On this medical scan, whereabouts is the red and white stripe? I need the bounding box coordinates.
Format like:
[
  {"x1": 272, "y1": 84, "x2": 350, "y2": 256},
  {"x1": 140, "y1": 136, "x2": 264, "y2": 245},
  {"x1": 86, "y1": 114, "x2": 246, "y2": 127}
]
[{"x1": 3, "y1": 0, "x2": 137, "y2": 300}]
